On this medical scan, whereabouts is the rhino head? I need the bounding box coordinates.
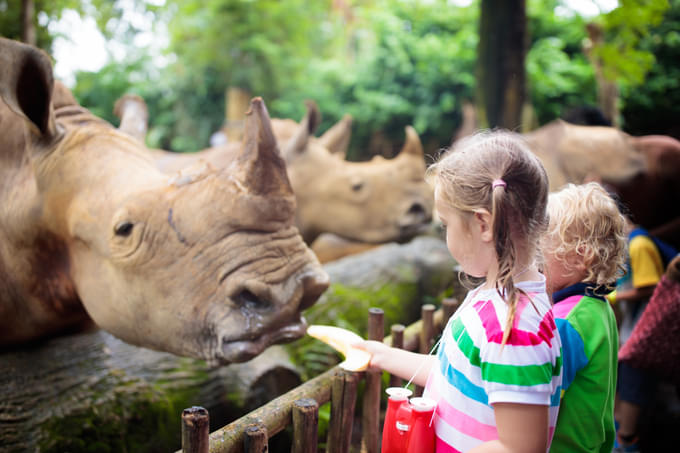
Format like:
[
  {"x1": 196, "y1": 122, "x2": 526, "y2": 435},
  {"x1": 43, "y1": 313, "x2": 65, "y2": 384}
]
[
  {"x1": 0, "y1": 38, "x2": 328, "y2": 364},
  {"x1": 276, "y1": 101, "x2": 434, "y2": 244}
]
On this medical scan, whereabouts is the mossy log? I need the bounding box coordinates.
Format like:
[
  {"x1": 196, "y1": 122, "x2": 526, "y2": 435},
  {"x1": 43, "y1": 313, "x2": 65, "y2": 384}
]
[
  {"x1": 0, "y1": 236, "x2": 458, "y2": 453},
  {"x1": 0, "y1": 332, "x2": 299, "y2": 453}
]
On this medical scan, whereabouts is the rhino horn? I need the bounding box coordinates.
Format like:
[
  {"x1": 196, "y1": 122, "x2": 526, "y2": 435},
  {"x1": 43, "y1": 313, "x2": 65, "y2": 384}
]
[
  {"x1": 114, "y1": 94, "x2": 148, "y2": 142},
  {"x1": 282, "y1": 100, "x2": 322, "y2": 160},
  {"x1": 318, "y1": 114, "x2": 353, "y2": 157},
  {"x1": 239, "y1": 97, "x2": 293, "y2": 195},
  {"x1": 0, "y1": 37, "x2": 59, "y2": 142},
  {"x1": 397, "y1": 126, "x2": 424, "y2": 158}
]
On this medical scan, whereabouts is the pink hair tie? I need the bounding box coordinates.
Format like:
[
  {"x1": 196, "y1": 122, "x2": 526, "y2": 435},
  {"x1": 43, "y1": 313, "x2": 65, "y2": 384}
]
[{"x1": 492, "y1": 179, "x2": 507, "y2": 189}]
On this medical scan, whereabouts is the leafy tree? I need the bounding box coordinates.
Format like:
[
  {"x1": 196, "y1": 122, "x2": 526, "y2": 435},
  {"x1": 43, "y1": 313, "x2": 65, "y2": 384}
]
[
  {"x1": 526, "y1": 0, "x2": 598, "y2": 124},
  {"x1": 0, "y1": 0, "x2": 126, "y2": 53},
  {"x1": 273, "y1": 0, "x2": 479, "y2": 159},
  {"x1": 620, "y1": 0, "x2": 680, "y2": 137}
]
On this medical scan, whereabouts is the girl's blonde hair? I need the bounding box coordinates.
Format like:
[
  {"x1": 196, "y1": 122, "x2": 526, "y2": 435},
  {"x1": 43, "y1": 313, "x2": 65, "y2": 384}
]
[
  {"x1": 546, "y1": 182, "x2": 627, "y2": 289},
  {"x1": 427, "y1": 130, "x2": 549, "y2": 345}
]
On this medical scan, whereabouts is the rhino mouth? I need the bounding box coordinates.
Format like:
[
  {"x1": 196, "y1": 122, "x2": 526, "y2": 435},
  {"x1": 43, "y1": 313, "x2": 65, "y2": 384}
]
[{"x1": 219, "y1": 316, "x2": 308, "y2": 363}]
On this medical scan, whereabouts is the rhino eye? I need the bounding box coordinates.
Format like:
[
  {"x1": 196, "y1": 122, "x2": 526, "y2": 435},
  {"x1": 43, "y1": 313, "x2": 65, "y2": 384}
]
[
  {"x1": 114, "y1": 221, "x2": 134, "y2": 237},
  {"x1": 351, "y1": 181, "x2": 364, "y2": 192}
]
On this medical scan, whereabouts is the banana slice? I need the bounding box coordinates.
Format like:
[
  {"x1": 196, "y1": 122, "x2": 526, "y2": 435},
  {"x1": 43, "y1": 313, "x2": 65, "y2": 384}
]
[{"x1": 307, "y1": 325, "x2": 372, "y2": 371}]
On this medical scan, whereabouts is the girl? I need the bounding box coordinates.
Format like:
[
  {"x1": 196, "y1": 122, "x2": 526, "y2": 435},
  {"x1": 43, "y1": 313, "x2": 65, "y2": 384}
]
[{"x1": 358, "y1": 130, "x2": 562, "y2": 452}]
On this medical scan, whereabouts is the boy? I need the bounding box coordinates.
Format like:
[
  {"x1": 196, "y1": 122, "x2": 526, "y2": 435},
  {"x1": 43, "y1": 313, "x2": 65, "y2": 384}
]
[{"x1": 542, "y1": 183, "x2": 628, "y2": 452}]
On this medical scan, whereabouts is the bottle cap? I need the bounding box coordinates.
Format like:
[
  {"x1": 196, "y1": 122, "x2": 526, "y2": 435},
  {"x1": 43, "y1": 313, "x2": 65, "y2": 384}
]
[
  {"x1": 385, "y1": 387, "x2": 413, "y2": 401},
  {"x1": 409, "y1": 397, "x2": 436, "y2": 412}
]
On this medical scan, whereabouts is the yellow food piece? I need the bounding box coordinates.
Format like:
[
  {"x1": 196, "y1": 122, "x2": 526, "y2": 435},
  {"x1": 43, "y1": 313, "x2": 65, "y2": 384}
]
[{"x1": 307, "y1": 325, "x2": 372, "y2": 371}]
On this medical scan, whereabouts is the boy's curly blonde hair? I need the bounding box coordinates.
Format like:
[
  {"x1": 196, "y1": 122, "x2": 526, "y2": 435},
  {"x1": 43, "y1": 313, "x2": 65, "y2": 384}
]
[{"x1": 545, "y1": 182, "x2": 627, "y2": 288}]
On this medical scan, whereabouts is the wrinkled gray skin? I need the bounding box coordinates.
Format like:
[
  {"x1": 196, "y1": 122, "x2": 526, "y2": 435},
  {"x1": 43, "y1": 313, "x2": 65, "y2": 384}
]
[{"x1": 0, "y1": 38, "x2": 329, "y2": 365}]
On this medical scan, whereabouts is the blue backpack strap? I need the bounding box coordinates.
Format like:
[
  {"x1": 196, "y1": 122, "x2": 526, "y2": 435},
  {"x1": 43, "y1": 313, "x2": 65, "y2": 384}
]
[{"x1": 629, "y1": 227, "x2": 679, "y2": 267}]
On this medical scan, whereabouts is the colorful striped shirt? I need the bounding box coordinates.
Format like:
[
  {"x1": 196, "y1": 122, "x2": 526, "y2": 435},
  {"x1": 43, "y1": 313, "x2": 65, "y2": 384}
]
[
  {"x1": 550, "y1": 283, "x2": 618, "y2": 453},
  {"x1": 424, "y1": 278, "x2": 562, "y2": 452}
]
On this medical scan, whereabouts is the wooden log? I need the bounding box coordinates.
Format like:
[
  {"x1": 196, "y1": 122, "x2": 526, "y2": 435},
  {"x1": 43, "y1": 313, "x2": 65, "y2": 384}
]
[
  {"x1": 327, "y1": 370, "x2": 359, "y2": 453},
  {"x1": 361, "y1": 308, "x2": 384, "y2": 453},
  {"x1": 292, "y1": 398, "x2": 318, "y2": 453},
  {"x1": 0, "y1": 329, "x2": 299, "y2": 453},
  {"x1": 182, "y1": 406, "x2": 210, "y2": 453},
  {"x1": 243, "y1": 423, "x2": 268, "y2": 453},
  {"x1": 389, "y1": 324, "x2": 405, "y2": 388}
]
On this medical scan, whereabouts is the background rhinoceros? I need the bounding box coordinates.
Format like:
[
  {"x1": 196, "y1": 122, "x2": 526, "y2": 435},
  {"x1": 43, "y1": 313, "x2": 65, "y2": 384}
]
[
  {"x1": 0, "y1": 37, "x2": 328, "y2": 364},
  {"x1": 116, "y1": 97, "x2": 434, "y2": 248}
]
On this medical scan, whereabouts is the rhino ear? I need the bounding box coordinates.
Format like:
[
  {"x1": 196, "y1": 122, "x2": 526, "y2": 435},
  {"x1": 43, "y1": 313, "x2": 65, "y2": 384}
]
[
  {"x1": 0, "y1": 38, "x2": 58, "y2": 142},
  {"x1": 397, "y1": 126, "x2": 424, "y2": 158},
  {"x1": 318, "y1": 114, "x2": 352, "y2": 158},
  {"x1": 282, "y1": 100, "x2": 322, "y2": 160},
  {"x1": 239, "y1": 97, "x2": 293, "y2": 195},
  {"x1": 114, "y1": 94, "x2": 148, "y2": 142}
]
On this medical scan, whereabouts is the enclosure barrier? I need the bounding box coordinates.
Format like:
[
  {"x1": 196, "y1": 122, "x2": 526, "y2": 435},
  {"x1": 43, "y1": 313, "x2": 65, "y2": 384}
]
[{"x1": 178, "y1": 298, "x2": 460, "y2": 453}]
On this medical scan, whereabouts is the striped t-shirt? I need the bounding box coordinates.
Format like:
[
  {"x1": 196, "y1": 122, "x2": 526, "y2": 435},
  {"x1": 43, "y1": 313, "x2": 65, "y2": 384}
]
[{"x1": 424, "y1": 278, "x2": 563, "y2": 452}]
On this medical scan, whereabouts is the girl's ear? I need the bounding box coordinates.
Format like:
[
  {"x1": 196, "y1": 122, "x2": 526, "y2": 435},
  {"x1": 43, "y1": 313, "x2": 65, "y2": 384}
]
[{"x1": 474, "y1": 210, "x2": 493, "y2": 242}]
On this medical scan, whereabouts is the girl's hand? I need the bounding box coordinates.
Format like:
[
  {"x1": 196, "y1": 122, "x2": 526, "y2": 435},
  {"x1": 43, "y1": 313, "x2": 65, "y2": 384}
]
[
  {"x1": 352, "y1": 341, "x2": 437, "y2": 386},
  {"x1": 352, "y1": 340, "x2": 391, "y2": 370}
]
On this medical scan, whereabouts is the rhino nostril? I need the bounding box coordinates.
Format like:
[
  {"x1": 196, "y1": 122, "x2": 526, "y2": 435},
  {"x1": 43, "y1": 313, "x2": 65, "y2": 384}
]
[
  {"x1": 407, "y1": 202, "x2": 426, "y2": 216},
  {"x1": 298, "y1": 273, "x2": 329, "y2": 311},
  {"x1": 236, "y1": 289, "x2": 268, "y2": 310}
]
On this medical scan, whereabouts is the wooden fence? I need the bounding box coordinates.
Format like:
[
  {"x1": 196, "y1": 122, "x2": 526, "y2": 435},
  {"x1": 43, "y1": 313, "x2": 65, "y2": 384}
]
[{"x1": 178, "y1": 298, "x2": 460, "y2": 453}]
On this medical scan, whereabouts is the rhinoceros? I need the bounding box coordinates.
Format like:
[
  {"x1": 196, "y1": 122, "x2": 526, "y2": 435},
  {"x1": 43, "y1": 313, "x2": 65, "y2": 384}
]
[
  {"x1": 523, "y1": 119, "x2": 647, "y2": 191},
  {"x1": 0, "y1": 38, "x2": 329, "y2": 364},
  {"x1": 604, "y1": 134, "x2": 680, "y2": 247},
  {"x1": 116, "y1": 97, "x2": 434, "y2": 246}
]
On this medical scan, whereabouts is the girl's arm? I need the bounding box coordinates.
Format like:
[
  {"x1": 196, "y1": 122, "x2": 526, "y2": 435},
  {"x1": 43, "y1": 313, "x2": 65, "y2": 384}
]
[
  {"x1": 468, "y1": 403, "x2": 549, "y2": 453},
  {"x1": 355, "y1": 340, "x2": 437, "y2": 387}
]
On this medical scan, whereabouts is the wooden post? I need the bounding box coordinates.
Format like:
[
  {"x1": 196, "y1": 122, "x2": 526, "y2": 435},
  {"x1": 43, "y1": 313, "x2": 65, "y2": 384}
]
[
  {"x1": 362, "y1": 308, "x2": 384, "y2": 453},
  {"x1": 181, "y1": 406, "x2": 209, "y2": 453},
  {"x1": 224, "y1": 87, "x2": 251, "y2": 142},
  {"x1": 292, "y1": 398, "x2": 318, "y2": 453},
  {"x1": 416, "y1": 304, "x2": 436, "y2": 396},
  {"x1": 243, "y1": 423, "x2": 268, "y2": 453},
  {"x1": 327, "y1": 370, "x2": 359, "y2": 453},
  {"x1": 442, "y1": 298, "x2": 460, "y2": 325},
  {"x1": 389, "y1": 324, "x2": 405, "y2": 388}
]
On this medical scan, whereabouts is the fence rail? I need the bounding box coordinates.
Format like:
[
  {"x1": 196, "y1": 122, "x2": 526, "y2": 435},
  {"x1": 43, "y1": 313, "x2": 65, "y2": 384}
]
[{"x1": 179, "y1": 298, "x2": 460, "y2": 453}]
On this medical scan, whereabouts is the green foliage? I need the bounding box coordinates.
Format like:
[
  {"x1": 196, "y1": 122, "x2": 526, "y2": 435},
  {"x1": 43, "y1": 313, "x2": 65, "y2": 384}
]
[
  {"x1": 594, "y1": 0, "x2": 669, "y2": 86},
  {"x1": 526, "y1": 0, "x2": 598, "y2": 123},
  {"x1": 526, "y1": 37, "x2": 598, "y2": 124},
  {"x1": 273, "y1": 0, "x2": 479, "y2": 160},
  {"x1": 14, "y1": 0, "x2": 679, "y2": 156},
  {"x1": 620, "y1": 0, "x2": 680, "y2": 135},
  {"x1": 164, "y1": 0, "x2": 338, "y2": 100}
]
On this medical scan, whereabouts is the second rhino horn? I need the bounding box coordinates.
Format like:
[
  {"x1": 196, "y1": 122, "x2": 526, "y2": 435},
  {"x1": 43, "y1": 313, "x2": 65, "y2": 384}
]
[
  {"x1": 282, "y1": 100, "x2": 322, "y2": 159},
  {"x1": 397, "y1": 126, "x2": 424, "y2": 158},
  {"x1": 238, "y1": 97, "x2": 293, "y2": 196}
]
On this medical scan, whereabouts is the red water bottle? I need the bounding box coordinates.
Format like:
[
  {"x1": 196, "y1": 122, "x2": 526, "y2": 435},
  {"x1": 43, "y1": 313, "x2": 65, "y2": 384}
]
[
  {"x1": 381, "y1": 387, "x2": 412, "y2": 453},
  {"x1": 405, "y1": 397, "x2": 436, "y2": 453}
]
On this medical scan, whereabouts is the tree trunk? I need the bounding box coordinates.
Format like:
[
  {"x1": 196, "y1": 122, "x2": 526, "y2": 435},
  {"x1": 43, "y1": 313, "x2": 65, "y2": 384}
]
[
  {"x1": 20, "y1": 0, "x2": 36, "y2": 46},
  {"x1": 583, "y1": 23, "x2": 619, "y2": 127},
  {"x1": 475, "y1": 0, "x2": 527, "y2": 129}
]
